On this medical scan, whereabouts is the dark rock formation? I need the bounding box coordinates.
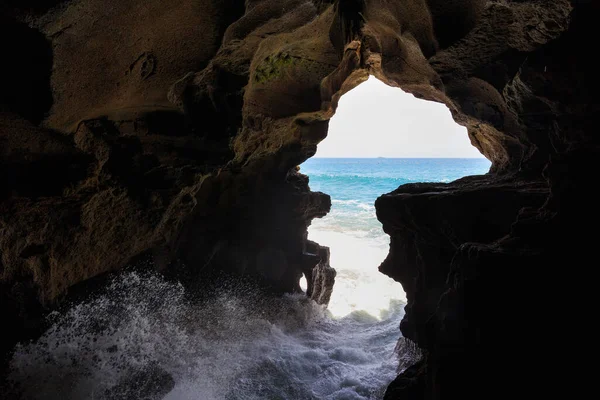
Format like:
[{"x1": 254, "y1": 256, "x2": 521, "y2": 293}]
[
  {"x1": 1, "y1": 0, "x2": 597, "y2": 398},
  {"x1": 376, "y1": 176, "x2": 549, "y2": 344},
  {"x1": 376, "y1": 1, "x2": 599, "y2": 398},
  {"x1": 304, "y1": 240, "x2": 336, "y2": 305}
]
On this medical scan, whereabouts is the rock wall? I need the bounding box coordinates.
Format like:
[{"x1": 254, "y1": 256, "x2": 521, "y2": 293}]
[
  {"x1": 1, "y1": 0, "x2": 597, "y2": 397},
  {"x1": 376, "y1": 1, "x2": 598, "y2": 398}
]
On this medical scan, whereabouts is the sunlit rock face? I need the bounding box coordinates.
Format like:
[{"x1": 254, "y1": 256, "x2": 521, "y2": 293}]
[{"x1": 1, "y1": 0, "x2": 597, "y2": 398}]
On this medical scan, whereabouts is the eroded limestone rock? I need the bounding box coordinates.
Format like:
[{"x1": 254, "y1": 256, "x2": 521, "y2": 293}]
[
  {"x1": 1, "y1": 1, "x2": 597, "y2": 398},
  {"x1": 304, "y1": 241, "x2": 336, "y2": 305}
]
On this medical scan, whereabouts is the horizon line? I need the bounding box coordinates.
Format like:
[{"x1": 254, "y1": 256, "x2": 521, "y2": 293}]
[{"x1": 307, "y1": 156, "x2": 489, "y2": 159}]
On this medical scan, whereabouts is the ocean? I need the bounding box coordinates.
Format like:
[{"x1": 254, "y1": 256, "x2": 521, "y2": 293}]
[
  {"x1": 6, "y1": 157, "x2": 491, "y2": 400},
  {"x1": 301, "y1": 158, "x2": 491, "y2": 320}
]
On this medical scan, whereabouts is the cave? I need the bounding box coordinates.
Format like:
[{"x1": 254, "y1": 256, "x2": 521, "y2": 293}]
[{"x1": 1, "y1": 1, "x2": 597, "y2": 399}]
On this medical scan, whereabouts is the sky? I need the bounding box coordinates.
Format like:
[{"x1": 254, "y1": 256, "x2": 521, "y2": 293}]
[{"x1": 314, "y1": 76, "x2": 485, "y2": 158}]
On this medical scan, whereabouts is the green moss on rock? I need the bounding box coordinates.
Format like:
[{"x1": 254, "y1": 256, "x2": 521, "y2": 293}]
[{"x1": 254, "y1": 52, "x2": 297, "y2": 83}]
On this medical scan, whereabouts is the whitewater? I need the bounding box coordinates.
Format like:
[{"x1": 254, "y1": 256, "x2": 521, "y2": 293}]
[{"x1": 5, "y1": 158, "x2": 490, "y2": 400}]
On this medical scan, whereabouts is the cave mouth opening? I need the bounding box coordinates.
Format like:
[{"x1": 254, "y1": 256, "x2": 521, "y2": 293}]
[{"x1": 299, "y1": 75, "x2": 491, "y2": 319}]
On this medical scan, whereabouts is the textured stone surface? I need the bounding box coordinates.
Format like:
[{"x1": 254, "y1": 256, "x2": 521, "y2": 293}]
[
  {"x1": 377, "y1": 2, "x2": 599, "y2": 398},
  {"x1": 376, "y1": 176, "x2": 549, "y2": 343},
  {"x1": 304, "y1": 241, "x2": 336, "y2": 305},
  {"x1": 1, "y1": 0, "x2": 597, "y2": 397}
]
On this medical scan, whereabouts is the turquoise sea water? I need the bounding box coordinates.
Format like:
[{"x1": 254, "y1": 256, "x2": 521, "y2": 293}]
[
  {"x1": 301, "y1": 158, "x2": 491, "y2": 238},
  {"x1": 301, "y1": 157, "x2": 491, "y2": 319},
  {"x1": 7, "y1": 158, "x2": 491, "y2": 400}
]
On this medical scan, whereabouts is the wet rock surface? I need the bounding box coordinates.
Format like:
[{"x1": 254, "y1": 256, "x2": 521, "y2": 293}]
[{"x1": 304, "y1": 241, "x2": 336, "y2": 305}]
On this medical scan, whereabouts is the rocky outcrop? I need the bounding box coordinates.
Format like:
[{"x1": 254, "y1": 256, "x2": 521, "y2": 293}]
[
  {"x1": 304, "y1": 240, "x2": 336, "y2": 305},
  {"x1": 376, "y1": 176, "x2": 549, "y2": 344},
  {"x1": 1, "y1": 0, "x2": 597, "y2": 398},
  {"x1": 377, "y1": 1, "x2": 598, "y2": 398}
]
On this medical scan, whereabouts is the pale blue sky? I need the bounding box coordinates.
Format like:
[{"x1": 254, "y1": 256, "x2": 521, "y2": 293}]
[{"x1": 314, "y1": 76, "x2": 485, "y2": 158}]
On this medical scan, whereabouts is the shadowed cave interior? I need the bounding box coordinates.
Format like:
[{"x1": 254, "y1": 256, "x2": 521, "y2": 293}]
[{"x1": 1, "y1": 0, "x2": 597, "y2": 399}]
